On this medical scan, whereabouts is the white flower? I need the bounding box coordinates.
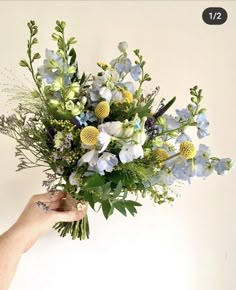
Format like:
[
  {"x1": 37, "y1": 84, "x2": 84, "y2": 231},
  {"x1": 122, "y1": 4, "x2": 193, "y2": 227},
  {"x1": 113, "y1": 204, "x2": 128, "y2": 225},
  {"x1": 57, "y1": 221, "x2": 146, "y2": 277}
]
[
  {"x1": 119, "y1": 143, "x2": 144, "y2": 163},
  {"x1": 132, "y1": 131, "x2": 147, "y2": 145},
  {"x1": 111, "y1": 89, "x2": 123, "y2": 103},
  {"x1": 54, "y1": 131, "x2": 64, "y2": 149},
  {"x1": 99, "y1": 87, "x2": 112, "y2": 102},
  {"x1": 90, "y1": 91, "x2": 99, "y2": 102},
  {"x1": 69, "y1": 172, "x2": 79, "y2": 186},
  {"x1": 96, "y1": 152, "x2": 118, "y2": 174},
  {"x1": 98, "y1": 131, "x2": 111, "y2": 153},
  {"x1": 99, "y1": 121, "x2": 124, "y2": 137},
  {"x1": 118, "y1": 41, "x2": 128, "y2": 52},
  {"x1": 81, "y1": 96, "x2": 87, "y2": 105},
  {"x1": 123, "y1": 126, "x2": 134, "y2": 138},
  {"x1": 77, "y1": 149, "x2": 99, "y2": 167}
]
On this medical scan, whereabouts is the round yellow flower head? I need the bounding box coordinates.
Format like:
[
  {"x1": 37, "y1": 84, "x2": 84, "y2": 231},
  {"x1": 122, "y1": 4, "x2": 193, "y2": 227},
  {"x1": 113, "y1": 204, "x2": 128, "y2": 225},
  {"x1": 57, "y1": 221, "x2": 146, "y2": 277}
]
[
  {"x1": 154, "y1": 148, "x2": 169, "y2": 161},
  {"x1": 95, "y1": 101, "x2": 110, "y2": 119},
  {"x1": 80, "y1": 126, "x2": 99, "y2": 146},
  {"x1": 122, "y1": 90, "x2": 133, "y2": 103},
  {"x1": 179, "y1": 141, "x2": 196, "y2": 160}
]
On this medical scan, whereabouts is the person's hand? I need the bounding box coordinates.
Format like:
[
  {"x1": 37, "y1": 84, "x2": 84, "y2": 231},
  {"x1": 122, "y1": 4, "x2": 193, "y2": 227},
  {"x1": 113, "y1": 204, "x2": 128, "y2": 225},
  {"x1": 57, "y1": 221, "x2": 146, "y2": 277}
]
[{"x1": 7, "y1": 191, "x2": 85, "y2": 253}]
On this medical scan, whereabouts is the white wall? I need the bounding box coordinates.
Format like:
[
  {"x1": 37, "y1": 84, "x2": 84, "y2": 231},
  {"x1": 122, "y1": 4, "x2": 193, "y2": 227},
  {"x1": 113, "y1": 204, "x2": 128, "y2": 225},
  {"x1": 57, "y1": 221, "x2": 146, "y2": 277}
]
[{"x1": 0, "y1": 1, "x2": 235, "y2": 290}]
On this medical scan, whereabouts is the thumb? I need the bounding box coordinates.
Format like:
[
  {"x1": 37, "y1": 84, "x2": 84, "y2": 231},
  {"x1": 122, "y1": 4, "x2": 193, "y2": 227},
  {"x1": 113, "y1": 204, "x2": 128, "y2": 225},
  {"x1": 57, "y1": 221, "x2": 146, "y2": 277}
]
[{"x1": 53, "y1": 210, "x2": 85, "y2": 223}]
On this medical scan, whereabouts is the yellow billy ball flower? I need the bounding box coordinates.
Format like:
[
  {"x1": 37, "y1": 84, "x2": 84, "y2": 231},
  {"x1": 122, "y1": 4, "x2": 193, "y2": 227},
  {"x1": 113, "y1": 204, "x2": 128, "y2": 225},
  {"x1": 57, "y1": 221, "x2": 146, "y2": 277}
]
[
  {"x1": 95, "y1": 101, "x2": 110, "y2": 119},
  {"x1": 80, "y1": 126, "x2": 99, "y2": 146},
  {"x1": 122, "y1": 90, "x2": 133, "y2": 103},
  {"x1": 179, "y1": 141, "x2": 196, "y2": 160},
  {"x1": 154, "y1": 148, "x2": 169, "y2": 161}
]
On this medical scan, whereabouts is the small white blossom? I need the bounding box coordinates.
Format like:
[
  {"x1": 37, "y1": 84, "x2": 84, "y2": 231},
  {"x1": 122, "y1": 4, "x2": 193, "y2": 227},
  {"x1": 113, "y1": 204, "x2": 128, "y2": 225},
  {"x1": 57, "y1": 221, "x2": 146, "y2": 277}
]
[
  {"x1": 69, "y1": 172, "x2": 79, "y2": 186},
  {"x1": 78, "y1": 149, "x2": 99, "y2": 167},
  {"x1": 119, "y1": 143, "x2": 144, "y2": 163},
  {"x1": 118, "y1": 41, "x2": 128, "y2": 52},
  {"x1": 54, "y1": 131, "x2": 64, "y2": 149},
  {"x1": 96, "y1": 152, "x2": 118, "y2": 174},
  {"x1": 99, "y1": 121, "x2": 124, "y2": 138},
  {"x1": 98, "y1": 131, "x2": 111, "y2": 153},
  {"x1": 99, "y1": 87, "x2": 112, "y2": 102},
  {"x1": 132, "y1": 131, "x2": 147, "y2": 145}
]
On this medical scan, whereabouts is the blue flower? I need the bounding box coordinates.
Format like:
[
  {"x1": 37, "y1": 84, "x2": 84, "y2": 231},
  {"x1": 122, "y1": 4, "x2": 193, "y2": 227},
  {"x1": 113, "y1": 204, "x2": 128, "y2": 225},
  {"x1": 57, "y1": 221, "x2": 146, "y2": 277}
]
[
  {"x1": 75, "y1": 111, "x2": 97, "y2": 126},
  {"x1": 111, "y1": 56, "x2": 132, "y2": 74},
  {"x1": 117, "y1": 81, "x2": 135, "y2": 94},
  {"x1": 38, "y1": 49, "x2": 63, "y2": 84},
  {"x1": 176, "y1": 132, "x2": 192, "y2": 143},
  {"x1": 196, "y1": 113, "x2": 209, "y2": 139},
  {"x1": 170, "y1": 157, "x2": 195, "y2": 183},
  {"x1": 130, "y1": 65, "x2": 141, "y2": 81},
  {"x1": 215, "y1": 158, "x2": 233, "y2": 175},
  {"x1": 164, "y1": 115, "x2": 180, "y2": 130},
  {"x1": 176, "y1": 108, "x2": 192, "y2": 121},
  {"x1": 155, "y1": 168, "x2": 176, "y2": 186},
  {"x1": 195, "y1": 158, "x2": 215, "y2": 178},
  {"x1": 194, "y1": 144, "x2": 215, "y2": 177},
  {"x1": 38, "y1": 49, "x2": 72, "y2": 85}
]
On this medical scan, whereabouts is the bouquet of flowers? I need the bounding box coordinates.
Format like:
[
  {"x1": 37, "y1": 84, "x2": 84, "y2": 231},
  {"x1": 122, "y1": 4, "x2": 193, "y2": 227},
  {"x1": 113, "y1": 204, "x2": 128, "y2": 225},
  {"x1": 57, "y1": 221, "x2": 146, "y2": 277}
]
[{"x1": 0, "y1": 21, "x2": 232, "y2": 240}]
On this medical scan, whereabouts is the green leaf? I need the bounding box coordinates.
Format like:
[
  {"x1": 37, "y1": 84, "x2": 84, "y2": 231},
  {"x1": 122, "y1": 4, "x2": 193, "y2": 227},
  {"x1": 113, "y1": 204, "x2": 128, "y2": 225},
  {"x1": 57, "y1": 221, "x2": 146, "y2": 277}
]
[
  {"x1": 122, "y1": 189, "x2": 128, "y2": 200},
  {"x1": 101, "y1": 182, "x2": 111, "y2": 199},
  {"x1": 84, "y1": 174, "x2": 105, "y2": 188},
  {"x1": 69, "y1": 48, "x2": 76, "y2": 65},
  {"x1": 124, "y1": 203, "x2": 137, "y2": 217},
  {"x1": 154, "y1": 96, "x2": 176, "y2": 118},
  {"x1": 102, "y1": 200, "x2": 111, "y2": 219},
  {"x1": 79, "y1": 72, "x2": 86, "y2": 85},
  {"x1": 113, "y1": 202, "x2": 127, "y2": 216},
  {"x1": 113, "y1": 181, "x2": 122, "y2": 198},
  {"x1": 125, "y1": 200, "x2": 142, "y2": 207},
  {"x1": 19, "y1": 59, "x2": 29, "y2": 68},
  {"x1": 83, "y1": 191, "x2": 95, "y2": 210}
]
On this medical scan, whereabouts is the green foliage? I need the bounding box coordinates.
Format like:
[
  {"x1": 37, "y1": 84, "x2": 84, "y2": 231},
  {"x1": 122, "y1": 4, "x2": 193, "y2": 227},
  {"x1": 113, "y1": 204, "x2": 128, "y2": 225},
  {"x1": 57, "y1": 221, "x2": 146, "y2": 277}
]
[{"x1": 133, "y1": 49, "x2": 151, "y2": 98}]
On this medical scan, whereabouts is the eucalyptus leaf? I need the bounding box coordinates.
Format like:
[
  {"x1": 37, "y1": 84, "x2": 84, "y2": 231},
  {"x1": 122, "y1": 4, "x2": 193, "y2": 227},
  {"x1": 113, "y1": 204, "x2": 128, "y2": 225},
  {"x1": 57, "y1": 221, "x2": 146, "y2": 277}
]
[{"x1": 102, "y1": 200, "x2": 111, "y2": 219}]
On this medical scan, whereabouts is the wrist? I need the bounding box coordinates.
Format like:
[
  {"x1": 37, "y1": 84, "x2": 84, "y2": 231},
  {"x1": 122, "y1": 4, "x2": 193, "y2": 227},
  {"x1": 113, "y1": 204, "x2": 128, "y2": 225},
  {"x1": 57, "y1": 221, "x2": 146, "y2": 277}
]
[{"x1": 3, "y1": 223, "x2": 30, "y2": 255}]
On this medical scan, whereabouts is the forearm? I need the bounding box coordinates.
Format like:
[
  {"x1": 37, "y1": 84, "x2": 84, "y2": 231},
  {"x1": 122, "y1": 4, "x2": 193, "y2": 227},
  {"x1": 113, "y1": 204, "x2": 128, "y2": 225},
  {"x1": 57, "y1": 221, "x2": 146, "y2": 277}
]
[{"x1": 0, "y1": 225, "x2": 26, "y2": 290}]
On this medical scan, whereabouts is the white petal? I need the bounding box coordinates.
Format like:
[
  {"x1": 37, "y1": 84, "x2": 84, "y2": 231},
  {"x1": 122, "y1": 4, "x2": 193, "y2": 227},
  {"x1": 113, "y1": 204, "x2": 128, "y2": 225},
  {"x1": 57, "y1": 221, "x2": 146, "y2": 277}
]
[
  {"x1": 99, "y1": 87, "x2": 112, "y2": 102},
  {"x1": 98, "y1": 131, "x2": 111, "y2": 153},
  {"x1": 78, "y1": 149, "x2": 98, "y2": 167}
]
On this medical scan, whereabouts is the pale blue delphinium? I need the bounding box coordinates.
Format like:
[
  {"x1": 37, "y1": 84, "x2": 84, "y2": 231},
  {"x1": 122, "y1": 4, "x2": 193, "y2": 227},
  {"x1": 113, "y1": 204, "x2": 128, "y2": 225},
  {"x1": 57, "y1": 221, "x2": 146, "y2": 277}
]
[
  {"x1": 75, "y1": 111, "x2": 97, "y2": 126},
  {"x1": 164, "y1": 115, "x2": 180, "y2": 130},
  {"x1": 215, "y1": 158, "x2": 233, "y2": 175},
  {"x1": 117, "y1": 81, "x2": 135, "y2": 94},
  {"x1": 168, "y1": 156, "x2": 195, "y2": 183},
  {"x1": 111, "y1": 89, "x2": 123, "y2": 102},
  {"x1": 96, "y1": 152, "x2": 119, "y2": 175},
  {"x1": 194, "y1": 144, "x2": 215, "y2": 177},
  {"x1": 196, "y1": 113, "x2": 209, "y2": 139},
  {"x1": 155, "y1": 168, "x2": 176, "y2": 186},
  {"x1": 38, "y1": 49, "x2": 63, "y2": 84},
  {"x1": 111, "y1": 56, "x2": 132, "y2": 74},
  {"x1": 176, "y1": 132, "x2": 192, "y2": 143},
  {"x1": 176, "y1": 108, "x2": 192, "y2": 121},
  {"x1": 130, "y1": 64, "x2": 141, "y2": 81}
]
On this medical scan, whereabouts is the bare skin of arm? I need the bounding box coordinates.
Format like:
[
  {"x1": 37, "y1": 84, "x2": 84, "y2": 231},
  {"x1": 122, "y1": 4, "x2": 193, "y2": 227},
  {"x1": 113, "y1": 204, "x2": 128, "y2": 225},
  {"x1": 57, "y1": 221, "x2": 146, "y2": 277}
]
[{"x1": 0, "y1": 191, "x2": 84, "y2": 290}]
